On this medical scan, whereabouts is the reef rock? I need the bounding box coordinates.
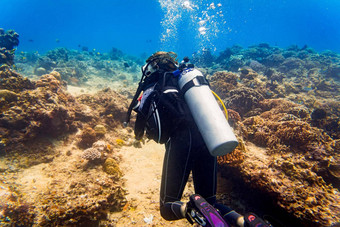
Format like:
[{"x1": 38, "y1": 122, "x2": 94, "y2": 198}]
[
  {"x1": 78, "y1": 127, "x2": 97, "y2": 148},
  {"x1": 209, "y1": 71, "x2": 239, "y2": 99},
  {"x1": 76, "y1": 88, "x2": 129, "y2": 128},
  {"x1": 0, "y1": 184, "x2": 36, "y2": 226},
  {"x1": 0, "y1": 145, "x2": 127, "y2": 226},
  {"x1": 0, "y1": 69, "x2": 77, "y2": 151},
  {"x1": 224, "y1": 87, "x2": 264, "y2": 117},
  {"x1": 219, "y1": 98, "x2": 340, "y2": 226},
  {"x1": 0, "y1": 65, "x2": 35, "y2": 92},
  {"x1": 0, "y1": 28, "x2": 19, "y2": 66}
]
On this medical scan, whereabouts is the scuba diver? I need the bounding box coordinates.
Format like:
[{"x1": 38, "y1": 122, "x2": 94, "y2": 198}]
[
  {"x1": 125, "y1": 51, "x2": 219, "y2": 220},
  {"x1": 124, "y1": 51, "x2": 271, "y2": 226}
]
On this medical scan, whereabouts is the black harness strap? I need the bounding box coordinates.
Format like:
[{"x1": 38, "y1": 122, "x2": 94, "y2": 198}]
[{"x1": 180, "y1": 76, "x2": 209, "y2": 96}]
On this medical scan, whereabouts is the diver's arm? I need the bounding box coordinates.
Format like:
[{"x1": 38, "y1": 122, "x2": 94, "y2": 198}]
[
  {"x1": 134, "y1": 113, "x2": 146, "y2": 140},
  {"x1": 133, "y1": 91, "x2": 155, "y2": 140}
]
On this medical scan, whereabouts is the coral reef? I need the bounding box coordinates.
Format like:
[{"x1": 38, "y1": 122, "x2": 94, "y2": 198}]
[
  {"x1": 0, "y1": 144, "x2": 127, "y2": 226},
  {"x1": 76, "y1": 88, "x2": 130, "y2": 128},
  {"x1": 0, "y1": 28, "x2": 19, "y2": 66},
  {"x1": 0, "y1": 69, "x2": 129, "y2": 225},
  {"x1": 209, "y1": 71, "x2": 239, "y2": 99},
  {"x1": 14, "y1": 46, "x2": 141, "y2": 89},
  {"x1": 1, "y1": 43, "x2": 338, "y2": 226},
  {"x1": 0, "y1": 69, "x2": 77, "y2": 150},
  {"x1": 206, "y1": 44, "x2": 340, "y2": 226},
  {"x1": 191, "y1": 48, "x2": 215, "y2": 68},
  {"x1": 0, "y1": 47, "x2": 140, "y2": 226},
  {"x1": 224, "y1": 87, "x2": 264, "y2": 117},
  {"x1": 218, "y1": 98, "x2": 340, "y2": 226}
]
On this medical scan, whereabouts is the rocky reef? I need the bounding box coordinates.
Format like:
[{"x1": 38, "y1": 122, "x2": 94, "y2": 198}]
[
  {"x1": 15, "y1": 47, "x2": 141, "y2": 90},
  {"x1": 201, "y1": 43, "x2": 340, "y2": 80},
  {"x1": 0, "y1": 42, "x2": 339, "y2": 226},
  {"x1": 0, "y1": 64, "x2": 130, "y2": 225},
  {"x1": 224, "y1": 99, "x2": 339, "y2": 226},
  {"x1": 210, "y1": 45, "x2": 340, "y2": 226},
  {"x1": 0, "y1": 28, "x2": 19, "y2": 66},
  {"x1": 0, "y1": 66, "x2": 76, "y2": 151}
]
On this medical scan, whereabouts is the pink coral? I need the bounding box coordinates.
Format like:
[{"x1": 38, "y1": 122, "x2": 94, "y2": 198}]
[{"x1": 81, "y1": 147, "x2": 101, "y2": 161}]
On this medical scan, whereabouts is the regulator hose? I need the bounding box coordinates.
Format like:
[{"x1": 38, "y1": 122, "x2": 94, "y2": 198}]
[{"x1": 211, "y1": 90, "x2": 228, "y2": 121}]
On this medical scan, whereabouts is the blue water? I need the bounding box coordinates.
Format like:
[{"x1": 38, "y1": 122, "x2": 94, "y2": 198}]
[{"x1": 1, "y1": 0, "x2": 339, "y2": 58}]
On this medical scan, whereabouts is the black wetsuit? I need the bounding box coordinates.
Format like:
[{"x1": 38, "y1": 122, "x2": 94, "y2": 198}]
[
  {"x1": 134, "y1": 72, "x2": 217, "y2": 220},
  {"x1": 160, "y1": 120, "x2": 217, "y2": 220}
]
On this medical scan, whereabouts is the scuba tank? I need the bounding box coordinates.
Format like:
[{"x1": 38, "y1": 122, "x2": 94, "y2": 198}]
[
  {"x1": 125, "y1": 54, "x2": 238, "y2": 156},
  {"x1": 174, "y1": 61, "x2": 238, "y2": 156}
]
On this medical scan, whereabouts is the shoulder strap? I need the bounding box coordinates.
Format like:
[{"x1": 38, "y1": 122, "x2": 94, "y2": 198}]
[{"x1": 180, "y1": 76, "x2": 209, "y2": 96}]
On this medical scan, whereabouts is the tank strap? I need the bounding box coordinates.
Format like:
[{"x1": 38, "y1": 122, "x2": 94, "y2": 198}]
[{"x1": 181, "y1": 76, "x2": 209, "y2": 96}]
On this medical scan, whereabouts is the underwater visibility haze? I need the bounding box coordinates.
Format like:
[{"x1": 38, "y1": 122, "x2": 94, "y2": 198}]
[
  {"x1": 0, "y1": 0, "x2": 340, "y2": 226},
  {"x1": 0, "y1": 0, "x2": 340, "y2": 56}
]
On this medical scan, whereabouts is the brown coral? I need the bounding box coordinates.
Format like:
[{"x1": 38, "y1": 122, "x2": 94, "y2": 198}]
[
  {"x1": 103, "y1": 158, "x2": 122, "y2": 180},
  {"x1": 209, "y1": 71, "x2": 239, "y2": 99},
  {"x1": 226, "y1": 108, "x2": 241, "y2": 128},
  {"x1": 236, "y1": 98, "x2": 340, "y2": 226},
  {"x1": 243, "y1": 100, "x2": 333, "y2": 155},
  {"x1": 0, "y1": 65, "x2": 35, "y2": 92},
  {"x1": 0, "y1": 69, "x2": 77, "y2": 150},
  {"x1": 78, "y1": 127, "x2": 97, "y2": 148},
  {"x1": 76, "y1": 88, "x2": 129, "y2": 128},
  {"x1": 218, "y1": 139, "x2": 246, "y2": 167},
  {"x1": 224, "y1": 87, "x2": 264, "y2": 117}
]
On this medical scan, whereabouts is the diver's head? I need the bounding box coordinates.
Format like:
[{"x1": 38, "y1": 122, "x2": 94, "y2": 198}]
[{"x1": 142, "y1": 51, "x2": 178, "y2": 77}]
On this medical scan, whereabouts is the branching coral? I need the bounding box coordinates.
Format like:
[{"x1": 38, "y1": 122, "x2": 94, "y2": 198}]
[
  {"x1": 81, "y1": 140, "x2": 110, "y2": 163},
  {"x1": 81, "y1": 147, "x2": 102, "y2": 161}
]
